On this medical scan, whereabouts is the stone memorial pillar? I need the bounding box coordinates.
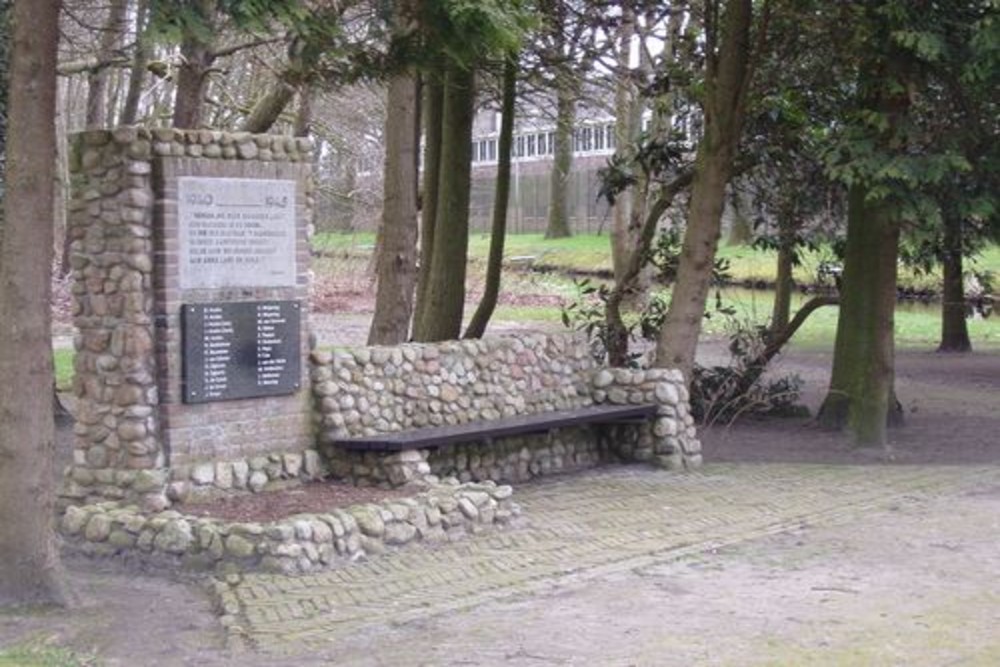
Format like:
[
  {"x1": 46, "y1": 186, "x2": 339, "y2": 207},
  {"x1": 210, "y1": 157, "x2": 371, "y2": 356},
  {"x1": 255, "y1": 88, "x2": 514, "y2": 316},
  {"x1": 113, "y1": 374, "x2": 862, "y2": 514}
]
[{"x1": 64, "y1": 128, "x2": 317, "y2": 508}]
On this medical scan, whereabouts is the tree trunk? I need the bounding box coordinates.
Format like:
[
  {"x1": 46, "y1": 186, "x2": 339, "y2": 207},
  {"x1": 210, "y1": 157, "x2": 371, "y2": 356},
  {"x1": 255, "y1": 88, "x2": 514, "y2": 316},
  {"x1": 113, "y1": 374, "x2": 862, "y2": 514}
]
[
  {"x1": 172, "y1": 0, "x2": 216, "y2": 129},
  {"x1": 770, "y1": 209, "x2": 795, "y2": 334},
  {"x1": 120, "y1": 0, "x2": 150, "y2": 125},
  {"x1": 0, "y1": 0, "x2": 74, "y2": 608},
  {"x1": 610, "y1": 9, "x2": 637, "y2": 280},
  {"x1": 465, "y1": 55, "x2": 516, "y2": 339},
  {"x1": 816, "y1": 185, "x2": 900, "y2": 445},
  {"x1": 604, "y1": 170, "x2": 693, "y2": 367},
  {"x1": 726, "y1": 194, "x2": 753, "y2": 245},
  {"x1": 938, "y1": 211, "x2": 971, "y2": 352},
  {"x1": 0, "y1": 0, "x2": 6, "y2": 249},
  {"x1": 411, "y1": 74, "x2": 444, "y2": 339},
  {"x1": 293, "y1": 85, "x2": 313, "y2": 137},
  {"x1": 654, "y1": 0, "x2": 755, "y2": 381},
  {"x1": 240, "y1": 80, "x2": 296, "y2": 133},
  {"x1": 545, "y1": 79, "x2": 574, "y2": 239},
  {"x1": 85, "y1": 0, "x2": 128, "y2": 129},
  {"x1": 368, "y1": 68, "x2": 419, "y2": 345},
  {"x1": 413, "y1": 65, "x2": 476, "y2": 341}
]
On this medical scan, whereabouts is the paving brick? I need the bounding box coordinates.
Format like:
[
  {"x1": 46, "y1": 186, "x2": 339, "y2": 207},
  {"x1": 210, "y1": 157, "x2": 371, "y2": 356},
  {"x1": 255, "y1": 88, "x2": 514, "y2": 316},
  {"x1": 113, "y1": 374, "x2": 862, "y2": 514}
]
[{"x1": 221, "y1": 463, "x2": 998, "y2": 654}]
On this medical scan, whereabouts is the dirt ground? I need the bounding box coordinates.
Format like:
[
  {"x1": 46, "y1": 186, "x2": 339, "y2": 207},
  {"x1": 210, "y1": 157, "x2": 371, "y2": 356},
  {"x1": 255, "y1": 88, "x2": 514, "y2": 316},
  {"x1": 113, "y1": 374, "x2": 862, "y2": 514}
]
[{"x1": 4, "y1": 315, "x2": 998, "y2": 665}]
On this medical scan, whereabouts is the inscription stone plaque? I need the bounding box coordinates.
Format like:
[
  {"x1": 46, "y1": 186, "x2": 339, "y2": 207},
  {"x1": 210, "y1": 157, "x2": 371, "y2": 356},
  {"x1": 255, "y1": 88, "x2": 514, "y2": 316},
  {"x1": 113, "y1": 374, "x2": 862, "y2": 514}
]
[
  {"x1": 178, "y1": 177, "x2": 297, "y2": 289},
  {"x1": 181, "y1": 300, "x2": 301, "y2": 403}
]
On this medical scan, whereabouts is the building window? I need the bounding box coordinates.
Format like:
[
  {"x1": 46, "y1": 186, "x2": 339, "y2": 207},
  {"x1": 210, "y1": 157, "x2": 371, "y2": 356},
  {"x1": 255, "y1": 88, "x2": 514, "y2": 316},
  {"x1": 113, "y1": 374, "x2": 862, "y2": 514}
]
[
  {"x1": 606, "y1": 125, "x2": 616, "y2": 150},
  {"x1": 515, "y1": 135, "x2": 524, "y2": 158},
  {"x1": 488, "y1": 139, "x2": 497, "y2": 161},
  {"x1": 527, "y1": 134, "x2": 536, "y2": 157},
  {"x1": 548, "y1": 132, "x2": 556, "y2": 154},
  {"x1": 594, "y1": 126, "x2": 605, "y2": 151}
]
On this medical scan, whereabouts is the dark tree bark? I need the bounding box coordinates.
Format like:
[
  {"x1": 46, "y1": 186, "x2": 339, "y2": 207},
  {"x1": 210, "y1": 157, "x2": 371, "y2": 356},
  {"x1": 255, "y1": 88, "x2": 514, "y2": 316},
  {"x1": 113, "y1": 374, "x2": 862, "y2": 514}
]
[
  {"x1": 411, "y1": 75, "x2": 444, "y2": 339},
  {"x1": 413, "y1": 65, "x2": 476, "y2": 341},
  {"x1": 465, "y1": 55, "x2": 517, "y2": 339},
  {"x1": 938, "y1": 211, "x2": 972, "y2": 352},
  {"x1": 654, "y1": 0, "x2": 761, "y2": 381},
  {"x1": 85, "y1": 0, "x2": 128, "y2": 128},
  {"x1": 0, "y1": 0, "x2": 75, "y2": 608},
  {"x1": 545, "y1": 79, "x2": 574, "y2": 239},
  {"x1": 817, "y1": 185, "x2": 901, "y2": 444},
  {"x1": 368, "y1": 64, "x2": 419, "y2": 344},
  {"x1": 172, "y1": 0, "x2": 217, "y2": 128},
  {"x1": 817, "y1": 36, "x2": 912, "y2": 447}
]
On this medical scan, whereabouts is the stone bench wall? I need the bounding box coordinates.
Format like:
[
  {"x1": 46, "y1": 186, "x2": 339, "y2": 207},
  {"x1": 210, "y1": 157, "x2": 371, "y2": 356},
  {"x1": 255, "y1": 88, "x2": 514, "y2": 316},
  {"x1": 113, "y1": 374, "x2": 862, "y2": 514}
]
[{"x1": 311, "y1": 333, "x2": 701, "y2": 485}]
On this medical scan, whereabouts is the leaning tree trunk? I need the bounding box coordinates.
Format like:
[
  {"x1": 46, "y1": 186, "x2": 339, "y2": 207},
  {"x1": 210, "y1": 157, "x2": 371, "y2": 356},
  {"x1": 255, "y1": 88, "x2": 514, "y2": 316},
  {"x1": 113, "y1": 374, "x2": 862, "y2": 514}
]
[
  {"x1": 817, "y1": 185, "x2": 901, "y2": 445},
  {"x1": 368, "y1": 68, "x2": 420, "y2": 345},
  {"x1": 654, "y1": 152, "x2": 735, "y2": 377},
  {"x1": 465, "y1": 54, "x2": 516, "y2": 339},
  {"x1": 413, "y1": 65, "x2": 476, "y2": 341},
  {"x1": 411, "y1": 74, "x2": 444, "y2": 340},
  {"x1": 0, "y1": 0, "x2": 74, "y2": 608},
  {"x1": 172, "y1": 0, "x2": 216, "y2": 129},
  {"x1": 240, "y1": 79, "x2": 296, "y2": 133},
  {"x1": 938, "y1": 211, "x2": 971, "y2": 352},
  {"x1": 653, "y1": 0, "x2": 755, "y2": 381},
  {"x1": 605, "y1": 169, "x2": 693, "y2": 367},
  {"x1": 545, "y1": 78, "x2": 574, "y2": 239}
]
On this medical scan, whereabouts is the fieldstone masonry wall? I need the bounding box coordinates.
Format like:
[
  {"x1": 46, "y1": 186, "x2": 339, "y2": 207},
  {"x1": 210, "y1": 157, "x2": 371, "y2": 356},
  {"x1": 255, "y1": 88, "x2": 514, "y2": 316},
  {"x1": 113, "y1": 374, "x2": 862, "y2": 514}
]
[
  {"x1": 61, "y1": 479, "x2": 518, "y2": 575},
  {"x1": 61, "y1": 125, "x2": 700, "y2": 518},
  {"x1": 64, "y1": 127, "x2": 317, "y2": 508},
  {"x1": 311, "y1": 333, "x2": 701, "y2": 485}
]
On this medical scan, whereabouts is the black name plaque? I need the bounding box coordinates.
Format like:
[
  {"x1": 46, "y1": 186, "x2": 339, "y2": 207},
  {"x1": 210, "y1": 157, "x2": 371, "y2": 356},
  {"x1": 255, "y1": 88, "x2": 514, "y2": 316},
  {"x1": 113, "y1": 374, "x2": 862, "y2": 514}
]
[{"x1": 181, "y1": 300, "x2": 301, "y2": 404}]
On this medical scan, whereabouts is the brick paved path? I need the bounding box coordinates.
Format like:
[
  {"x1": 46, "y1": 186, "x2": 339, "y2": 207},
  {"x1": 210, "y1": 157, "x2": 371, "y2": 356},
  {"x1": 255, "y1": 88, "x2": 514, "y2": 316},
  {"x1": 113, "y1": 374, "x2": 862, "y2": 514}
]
[{"x1": 219, "y1": 463, "x2": 998, "y2": 654}]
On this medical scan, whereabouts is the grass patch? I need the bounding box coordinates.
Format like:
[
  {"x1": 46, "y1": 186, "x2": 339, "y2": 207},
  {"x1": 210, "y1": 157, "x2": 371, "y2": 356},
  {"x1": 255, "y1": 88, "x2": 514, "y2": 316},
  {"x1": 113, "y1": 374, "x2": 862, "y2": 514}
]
[
  {"x1": 492, "y1": 304, "x2": 566, "y2": 323},
  {"x1": 0, "y1": 639, "x2": 97, "y2": 667},
  {"x1": 53, "y1": 349, "x2": 74, "y2": 392},
  {"x1": 700, "y1": 288, "x2": 999, "y2": 350},
  {"x1": 315, "y1": 232, "x2": 1000, "y2": 294}
]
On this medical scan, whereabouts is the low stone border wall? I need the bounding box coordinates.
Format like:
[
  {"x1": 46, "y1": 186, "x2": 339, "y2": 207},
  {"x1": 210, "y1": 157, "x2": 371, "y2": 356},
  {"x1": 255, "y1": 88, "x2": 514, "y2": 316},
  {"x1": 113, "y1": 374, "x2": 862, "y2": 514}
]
[
  {"x1": 59, "y1": 480, "x2": 518, "y2": 575},
  {"x1": 61, "y1": 449, "x2": 329, "y2": 510}
]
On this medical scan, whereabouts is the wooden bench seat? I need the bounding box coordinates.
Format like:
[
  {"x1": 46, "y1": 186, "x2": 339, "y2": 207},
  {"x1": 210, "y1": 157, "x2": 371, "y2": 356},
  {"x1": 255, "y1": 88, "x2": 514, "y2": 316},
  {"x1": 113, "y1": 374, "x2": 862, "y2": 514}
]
[{"x1": 335, "y1": 403, "x2": 659, "y2": 452}]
